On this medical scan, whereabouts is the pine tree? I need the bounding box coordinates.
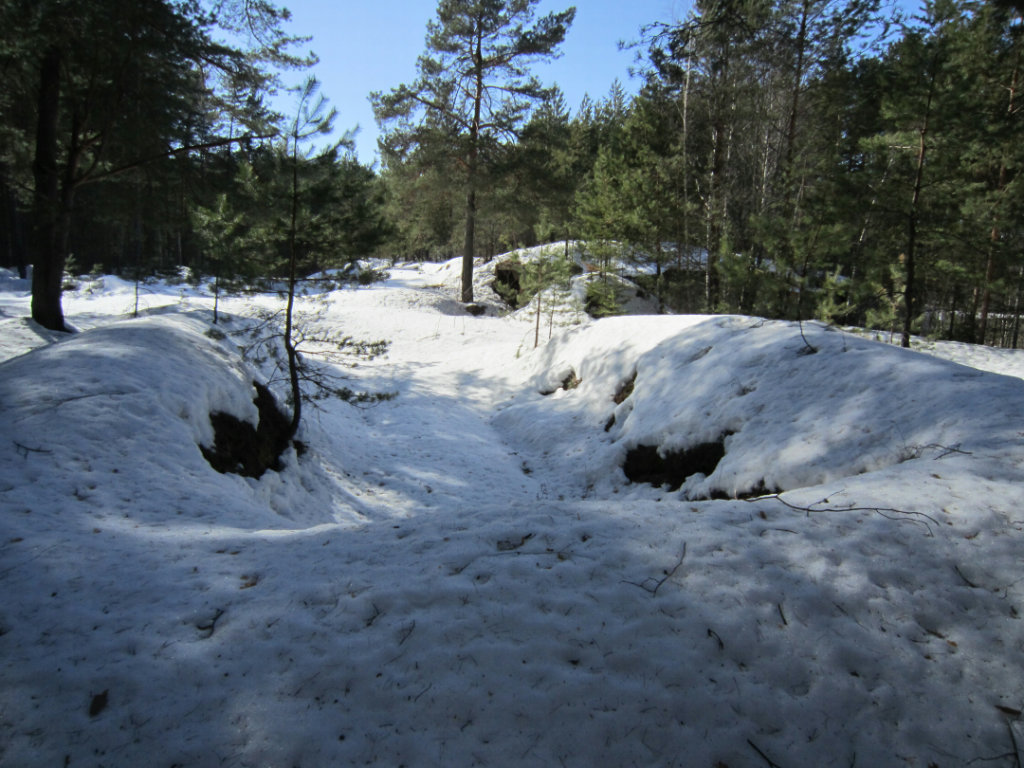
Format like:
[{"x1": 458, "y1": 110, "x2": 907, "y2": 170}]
[
  {"x1": 372, "y1": 0, "x2": 575, "y2": 304},
  {"x1": 280, "y1": 77, "x2": 337, "y2": 441},
  {"x1": 519, "y1": 251, "x2": 572, "y2": 347},
  {"x1": 949, "y1": 1, "x2": 1023, "y2": 344},
  {"x1": 518, "y1": 91, "x2": 576, "y2": 248},
  {"x1": 2, "y1": 0, "x2": 297, "y2": 331}
]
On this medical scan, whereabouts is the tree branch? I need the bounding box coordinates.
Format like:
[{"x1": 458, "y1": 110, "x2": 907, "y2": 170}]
[
  {"x1": 751, "y1": 491, "x2": 939, "y2": 536},
  {"x1": 622, "y1": 542, "x2": 687, "y2": 596},
  {"x1": 80, "y1": 133, "x2": 277, "y2": 185}
]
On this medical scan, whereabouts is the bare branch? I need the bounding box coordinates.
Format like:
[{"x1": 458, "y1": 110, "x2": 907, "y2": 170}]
[
  {"x1": 622, "y1": 543, "x2": 687, "y2": 596},
  {"x1": 751, "y1": 491, "x2": 940, "y2": 536}
]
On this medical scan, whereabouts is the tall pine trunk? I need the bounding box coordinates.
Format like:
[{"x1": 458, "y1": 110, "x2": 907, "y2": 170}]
[
  {"x1": 284, "y1": 131, "x2": 302, "y2": 442},
  {"x1": 902, "y1": 57, "x2": 938, "y2": 349},
  {"x1": 978, "y1": 48, "x2": 1018, "y2": 345},
  {"x1": 31, "y1": 45, "x2": 69, "y2": 332},
  {"x1": 902, "y1": 100, "x2": 931, "y2": 348},
  {"x1": 461, "y1": 25, "x2": 485, "y2": 305}
]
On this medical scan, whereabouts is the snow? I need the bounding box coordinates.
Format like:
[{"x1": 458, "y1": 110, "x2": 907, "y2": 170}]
[{"x1": 2, "y1": 258, "x2": 1024, "y2": 766}]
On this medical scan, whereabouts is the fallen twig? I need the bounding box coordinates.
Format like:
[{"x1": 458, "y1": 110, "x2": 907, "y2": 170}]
[
  {"x1": 412, "y1": 683, "x2": 432, "y2": 702},
  {"x1": 924, "y1": 442, "x2": 972, "y2": 459},
  {"x1": 752, "y1": 491, "x2": 940, "y2": 537},
  {"x1": 954, "y1": 565, "x2": 979, "y2": 589},
  {"x1": 398, "y1": 621, "x2": 416, "y2": 645},
  {"x1": 748, "y1": 738, "x2": 783, "y2": 768},
  {"x1": 707, "y1": 628, "x2": 724, "y2": 650},
  {"x1": 14, "y1": 441, "x2": 53, "y2": 458},
  {"x1": 1008, "y1": 720, "x2": 1023, "y2": 768},
  {"x1": 622, "y1": 543, "x2": 687, "y2": 597},
  {"x1": 196, "y1": 608, "x2": 225, "y2": 639}
]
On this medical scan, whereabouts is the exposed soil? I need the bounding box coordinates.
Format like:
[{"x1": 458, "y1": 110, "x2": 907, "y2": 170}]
[
  {"x1": 493, "y1": 260, "x2": 522, "y2": 309},
  {"x1": 623, "y1": 439, "x2": 728, "y2": 492},
  {"x1": 613, "y1": 371, "x2": 636, "y2": 405},
  {"x1": 201, "y1": 381, "x2": 293, "y2": 478},
  {"x1": 540, "y1": 368, "x2": 580, "y2": 396}
]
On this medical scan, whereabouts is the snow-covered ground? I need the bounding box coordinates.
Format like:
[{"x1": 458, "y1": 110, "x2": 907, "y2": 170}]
[{"x1": 2, "y1": 259, "x2": 1024, "y2": 767}]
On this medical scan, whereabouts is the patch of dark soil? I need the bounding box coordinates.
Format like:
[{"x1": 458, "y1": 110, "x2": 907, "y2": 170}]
[
  {"x1": 605, "y1": 372, "x2": 637, "y2": 431},
  {"x1": 493, "y1": 260, "x2": 522, "y2": 308},
  {"x1": 733, "y1": 478, "x2": 777, "y2": 500},
  {"x1": 201, "y1": 381, "x2": 293, "y2": 478},
  {"x1": 540, "y1": 368, "x2": 581, "y2": 396},
  {"x1": 613, "y1": 371, "x2": 637, "y2": 404},
  {"x1": 623, "y1": 438, "x2": 728, "y2": 492},
  {"x1": 465, "y1": 303, "x2": 487, "y2": 316}
]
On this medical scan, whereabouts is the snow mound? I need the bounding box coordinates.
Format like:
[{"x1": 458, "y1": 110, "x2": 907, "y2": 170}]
[
  {"x1": 497, "y1": 315, "x2": 1024, "y2": 501},
  {"x1": 5, "y1": 270, "x2": 1024, "y2": 767},
  {"x1": 0, "y1": 314, "x2": 333, "y2": 530}
]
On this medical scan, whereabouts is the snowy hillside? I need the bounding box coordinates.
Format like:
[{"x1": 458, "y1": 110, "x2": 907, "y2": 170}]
[{"x1": 2, "y1": 259, "x2": 1024, "y2": 767}]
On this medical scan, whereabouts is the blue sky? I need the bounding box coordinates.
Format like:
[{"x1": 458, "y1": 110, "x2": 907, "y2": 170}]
[
  {"x1": 274, "y1": 0, "x2": 688, "y2": 164},
  {"x1": 274, "y1": 0, "x2": 921, "y2": 165}
]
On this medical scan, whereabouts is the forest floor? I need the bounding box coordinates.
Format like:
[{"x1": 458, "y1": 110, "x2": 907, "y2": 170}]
[{"x1": 2, "y1": 254, "x2": 1024, "y2": 767}]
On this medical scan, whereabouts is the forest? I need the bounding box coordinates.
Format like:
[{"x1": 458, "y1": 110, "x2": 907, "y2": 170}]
[{"x1": 1, "y1": 0, "x2": 1022, "y2": 347}]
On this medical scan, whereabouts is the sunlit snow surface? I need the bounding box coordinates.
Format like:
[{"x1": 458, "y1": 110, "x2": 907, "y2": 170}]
[{"x1": 2, "y1": 259, "x2": 1024, "y2": 767}]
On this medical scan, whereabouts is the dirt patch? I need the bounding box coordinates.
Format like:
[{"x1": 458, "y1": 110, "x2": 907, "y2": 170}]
[
  {"x1": 201, "y1": 381, "x2": 293, "y2": 478},
  {"x1": 605, "y1": 371, "x2": 638, "y2": 432},
  {"x1": 493, "y1": 260, "x2": 522, "y2": 309},
  {"x1": 540, "y1": 368, "x2": 581, "y2": 396},
  {"x1": 613, "y1": 371, "x2": 637, "y2": 405}
]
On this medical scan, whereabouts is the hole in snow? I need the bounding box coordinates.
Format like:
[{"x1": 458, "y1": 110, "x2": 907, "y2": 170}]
[
  {"x1": 200, "y1": 381, "x2": 293, "y2": 478},
  {"x1": 623, "y1": 438, "x2": 728, "y2": 492}
]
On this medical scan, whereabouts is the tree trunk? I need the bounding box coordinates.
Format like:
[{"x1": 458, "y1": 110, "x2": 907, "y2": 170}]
[
  {"x1": 462, "y1": 182, "x2": 476, "y2": 303},
  {"x1": 902, "y1": 66, "x2": 936, "y2": 349},
  {"x1": 534, "y1": 291, "x2": 541, "y2": 348},
  {"x1": 461, "y1": 25, "x2": 485, "y2": 305},
  {"x1": 31, "y1": 45, "x2": 69, "y2": 332},
  {"x1": 784, "y1": 0, "x2": 810, "y2": 173},
  {"x1": 902, "y1": 129, "x2": 926, "y2": 349},
  {"x1": 978, "y1": 232, "x2": 998, "y2": 345},
  {"x1": 681, "y1": 45, "x2": 692, "y2": 284},
  {"x1": 978, "y1": 50, "x2": 1018, "y2": 345},
  {"x1": 1012, "y1": 262, "x2": 1023, "y2": 348},
  {"x1": 706, "y1": 116, "x2": 725, "y2": 312},
  {"x1": 285, "y1": 132, "x2": 302, "y2": 441}
]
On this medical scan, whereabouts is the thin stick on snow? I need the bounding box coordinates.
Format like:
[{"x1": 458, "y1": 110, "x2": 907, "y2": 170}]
[
  {"x1": 13, "y1": 441, "x2": 53, "y2": 458},
  {"x1": 954, "y1": 565, "x2": 979, "y2": 589},
  {"x1": 747, "y1": 739, "x2": 783, "y2": 768},
  {"x1": 622, "y1": 543, "x2": 687, "y2": 597},
  {"x1": 1008, "y1": 721, "x2": 1022, "y2": 768},
  {"x1": 752, "y1": 492, "x2": 940, "y2": 537}
]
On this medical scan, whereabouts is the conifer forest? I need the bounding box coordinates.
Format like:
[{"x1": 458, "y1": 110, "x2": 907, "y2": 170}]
[{"x1": 2, "y1": 0, "x2": 1022, "y2": 346}]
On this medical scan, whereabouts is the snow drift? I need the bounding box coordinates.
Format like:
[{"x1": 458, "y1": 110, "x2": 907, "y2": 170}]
[
  {"x1": 2, "y1": 260, "x2": 1024, "y2": 767},
  {"x1": 498, "y1": 314, "x2": 1024, "y2": 502},
  {"x1": 0, "y1": 313, "x2": 331, "y2": 530}
]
